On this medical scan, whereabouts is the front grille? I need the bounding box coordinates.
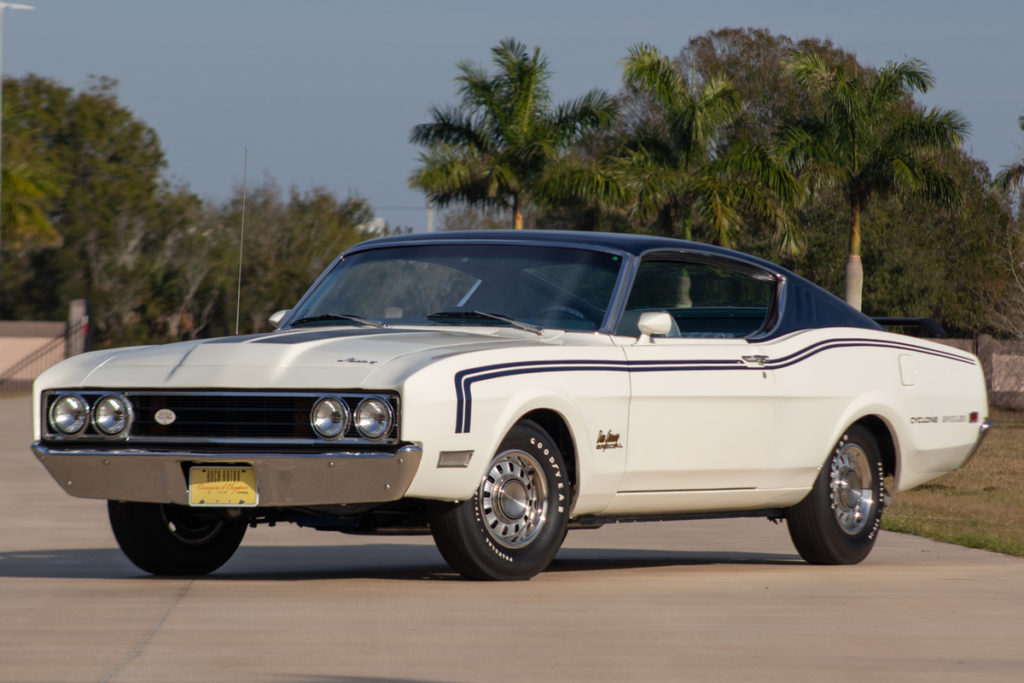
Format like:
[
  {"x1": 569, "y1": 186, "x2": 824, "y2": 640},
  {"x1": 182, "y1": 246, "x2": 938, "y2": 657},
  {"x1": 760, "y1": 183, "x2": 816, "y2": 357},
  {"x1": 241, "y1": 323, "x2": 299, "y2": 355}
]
[{"x1": 42, "y1": 390, "x2": 400, "y2": 444}]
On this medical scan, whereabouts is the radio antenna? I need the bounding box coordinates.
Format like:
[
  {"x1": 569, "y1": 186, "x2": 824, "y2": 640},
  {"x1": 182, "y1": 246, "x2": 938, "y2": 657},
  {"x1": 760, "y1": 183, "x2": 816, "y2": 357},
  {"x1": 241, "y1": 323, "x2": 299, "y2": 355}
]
[{"x1": 234, "y1": 147, "x2": 248, "y2": 335}]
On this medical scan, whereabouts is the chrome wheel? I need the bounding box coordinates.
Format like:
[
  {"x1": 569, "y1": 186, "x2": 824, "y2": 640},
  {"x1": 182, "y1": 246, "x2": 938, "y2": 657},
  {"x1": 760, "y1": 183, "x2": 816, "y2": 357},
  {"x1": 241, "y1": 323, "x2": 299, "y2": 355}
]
[
  {"x1": 479, "y1": 450, "x2": 548, "y2": 548},
  {"x1": 830, "y1": 442, "x2": 875, "y2": 535}
]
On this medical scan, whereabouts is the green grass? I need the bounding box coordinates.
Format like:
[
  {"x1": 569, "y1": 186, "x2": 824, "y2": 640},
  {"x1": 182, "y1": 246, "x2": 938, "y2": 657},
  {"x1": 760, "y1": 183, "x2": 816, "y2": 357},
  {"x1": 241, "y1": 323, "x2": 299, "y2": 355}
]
[{"x1": 882, "y1": 409, "x2": 1024, "y2": 557}]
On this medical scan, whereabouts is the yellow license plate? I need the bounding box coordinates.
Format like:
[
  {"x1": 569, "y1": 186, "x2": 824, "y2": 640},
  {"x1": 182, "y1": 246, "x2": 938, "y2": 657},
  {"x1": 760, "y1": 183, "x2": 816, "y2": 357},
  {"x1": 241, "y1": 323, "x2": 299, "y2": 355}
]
[{"x1": 188, "y1": 467, "x2": 258, "y2": 507}]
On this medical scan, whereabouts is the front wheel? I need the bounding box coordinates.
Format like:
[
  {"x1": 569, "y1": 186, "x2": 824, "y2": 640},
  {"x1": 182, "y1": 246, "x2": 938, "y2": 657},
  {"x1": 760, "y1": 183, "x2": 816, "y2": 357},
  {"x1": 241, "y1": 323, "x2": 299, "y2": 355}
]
[
  {"x1": 786, "y1": 424, "x2": 885, "y2": 565},
  {"x1": 108, "y1": 501, "x2": 247, "y2": 575},
  {"x1": 430, "y1": 420, "x2": 570, "y2": 580}
]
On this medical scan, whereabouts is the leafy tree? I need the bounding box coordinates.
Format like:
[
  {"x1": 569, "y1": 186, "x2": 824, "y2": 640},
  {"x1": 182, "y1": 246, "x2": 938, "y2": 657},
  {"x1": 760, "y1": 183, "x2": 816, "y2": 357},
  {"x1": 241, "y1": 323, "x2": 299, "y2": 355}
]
[
  {"x1": 0, "y1": 75, "x2": 168, "y2": 344},
  {"x1": 781, "y1": 52, "x2": 968, "y2": 310},
  {"x1": 790, "y1": 154, "x2": 1006, "y2": 334},
  {"x1": 679, "y1": 28, "x2": 859, "y2": 150},
  {"x1": 1, "y1": 100, "x2": 61, "y2": 253},
  {"x1": 612, "y1": 44, "x2": 798, "y2": 248},
  {"x1": 1, "y1": 74, "x2": 381, "y2": 347},
  {"x1": 989, "y1": 113, "x2": 1024, "y2": 338},
  {"x1": 409, "y1": 38, "x2": 618, "y2": 230},
  {"x1": 193, "y1": 181, "x2": 377, "y2": 338}
]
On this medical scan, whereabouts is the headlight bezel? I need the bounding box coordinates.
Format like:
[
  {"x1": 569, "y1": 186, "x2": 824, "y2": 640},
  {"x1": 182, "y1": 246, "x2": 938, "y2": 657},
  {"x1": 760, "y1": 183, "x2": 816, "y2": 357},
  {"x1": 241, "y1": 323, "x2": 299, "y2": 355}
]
[
  {"x1": 91, "y1": 394, "x2": 133, "y2": 437},
  {"x1": 48, "y1": 393, "x2": 91, "y2": 436},
  {"x1": 354, "y1": 396, "x2": 395, "y2": 441},
  {"x1": 310, "y1": 396, "x2": 351, "y2": 440}
]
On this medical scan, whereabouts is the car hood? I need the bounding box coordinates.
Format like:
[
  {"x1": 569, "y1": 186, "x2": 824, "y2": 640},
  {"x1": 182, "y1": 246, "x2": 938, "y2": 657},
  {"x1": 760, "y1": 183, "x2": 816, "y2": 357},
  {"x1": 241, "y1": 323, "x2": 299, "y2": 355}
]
[{"x1": 44, "y1": 326, "x2": 554, "y2": 391}]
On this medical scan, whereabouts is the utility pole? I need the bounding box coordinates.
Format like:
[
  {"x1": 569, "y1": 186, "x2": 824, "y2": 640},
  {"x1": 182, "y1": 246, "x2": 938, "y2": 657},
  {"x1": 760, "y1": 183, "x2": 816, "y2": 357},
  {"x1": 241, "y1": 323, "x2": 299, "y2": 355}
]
[{"x1": 0, "y1": 2, "x2": 35, "y2": 285}]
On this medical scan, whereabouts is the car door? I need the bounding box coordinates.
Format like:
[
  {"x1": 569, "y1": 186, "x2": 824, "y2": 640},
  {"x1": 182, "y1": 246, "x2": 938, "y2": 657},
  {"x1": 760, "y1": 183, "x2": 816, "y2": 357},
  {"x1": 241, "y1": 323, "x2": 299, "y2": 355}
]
[{"x1": 617, "y1": 255, "x2": 779, "y2": 493}]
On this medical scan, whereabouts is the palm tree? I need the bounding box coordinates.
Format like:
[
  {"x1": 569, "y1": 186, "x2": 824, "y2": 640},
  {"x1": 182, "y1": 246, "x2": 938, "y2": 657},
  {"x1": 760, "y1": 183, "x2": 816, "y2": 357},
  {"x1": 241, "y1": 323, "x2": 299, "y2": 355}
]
[
  {"x1": 0, "y1": 106, "x2": 61, "y2": 256},
  {"x1": 613, "y1": 44, "x2": 799, "y2": 249},
  {"x1": 994, "y1": 114, "x2": 1024, "y2": 198},
  {"x1": 409, "y1": 38, "x2": 618, "y2": 230},
  {"x1": 781, "y1": 52, "x2": 968, "y2": 310},
  {"x1": 1, "y1": 161, "x2": 61, "y2": 251}
]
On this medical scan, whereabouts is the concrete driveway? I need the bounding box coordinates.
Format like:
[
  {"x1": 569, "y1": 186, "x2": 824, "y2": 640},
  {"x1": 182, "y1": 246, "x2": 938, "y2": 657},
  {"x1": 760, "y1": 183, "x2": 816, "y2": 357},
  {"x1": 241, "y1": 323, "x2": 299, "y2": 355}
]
[{"x1": 1, "y1": 394, "x2": 1021, "y2": 682}]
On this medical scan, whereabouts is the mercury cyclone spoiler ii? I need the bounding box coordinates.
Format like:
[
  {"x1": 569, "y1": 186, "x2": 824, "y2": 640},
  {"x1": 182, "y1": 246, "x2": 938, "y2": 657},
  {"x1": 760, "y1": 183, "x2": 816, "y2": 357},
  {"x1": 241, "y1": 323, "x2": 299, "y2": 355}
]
[{"x1": 32, "y1": 231, "x2": 990, "y2": 579}]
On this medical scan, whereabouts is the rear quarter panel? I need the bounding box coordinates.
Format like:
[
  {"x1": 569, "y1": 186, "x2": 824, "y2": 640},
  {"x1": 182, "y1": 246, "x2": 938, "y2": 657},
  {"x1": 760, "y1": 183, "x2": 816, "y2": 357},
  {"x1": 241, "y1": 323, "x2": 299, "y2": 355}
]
[{"x1": 771, "y1": 328, "x2": 987, "y2": 493}]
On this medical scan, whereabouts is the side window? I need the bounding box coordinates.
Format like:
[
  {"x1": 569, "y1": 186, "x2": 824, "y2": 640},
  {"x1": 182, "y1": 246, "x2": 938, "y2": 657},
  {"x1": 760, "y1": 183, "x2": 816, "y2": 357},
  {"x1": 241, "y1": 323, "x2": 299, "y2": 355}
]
[{"x1": 618, "y1": 259, "x2": 774, "y2": 338}]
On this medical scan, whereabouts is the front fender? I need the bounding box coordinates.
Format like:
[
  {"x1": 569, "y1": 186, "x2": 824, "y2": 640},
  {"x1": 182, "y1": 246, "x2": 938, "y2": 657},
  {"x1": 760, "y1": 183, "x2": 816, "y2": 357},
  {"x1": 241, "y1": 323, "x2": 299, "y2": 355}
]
[{"x1": 400, "y1": 361, "x2": 629, "y2": 514}]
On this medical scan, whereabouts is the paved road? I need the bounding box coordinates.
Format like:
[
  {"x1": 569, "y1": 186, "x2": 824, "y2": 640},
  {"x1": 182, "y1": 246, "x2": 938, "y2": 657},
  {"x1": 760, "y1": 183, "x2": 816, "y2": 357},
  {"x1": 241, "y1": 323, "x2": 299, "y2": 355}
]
[{"x1": 1, "y1": 394, "x2": 1022, "y2": 682}]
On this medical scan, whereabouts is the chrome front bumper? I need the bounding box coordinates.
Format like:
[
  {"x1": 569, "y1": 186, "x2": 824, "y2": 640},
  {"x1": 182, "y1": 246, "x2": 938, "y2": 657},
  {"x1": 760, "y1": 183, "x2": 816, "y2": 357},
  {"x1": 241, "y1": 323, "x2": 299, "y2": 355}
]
[{"x1": 32, "y1": 443, "x2": 422, "y2": 507}]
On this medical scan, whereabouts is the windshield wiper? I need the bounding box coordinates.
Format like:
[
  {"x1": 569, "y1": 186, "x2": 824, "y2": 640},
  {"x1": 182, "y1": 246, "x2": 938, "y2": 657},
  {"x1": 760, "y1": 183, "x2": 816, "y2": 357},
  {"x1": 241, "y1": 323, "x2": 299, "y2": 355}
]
[
  {"x1": 427, "y1": 310, "x2": 543, "y2": 336},
  {"x1": 290, "y1": 313, "x2": 385, "y2": 328}
]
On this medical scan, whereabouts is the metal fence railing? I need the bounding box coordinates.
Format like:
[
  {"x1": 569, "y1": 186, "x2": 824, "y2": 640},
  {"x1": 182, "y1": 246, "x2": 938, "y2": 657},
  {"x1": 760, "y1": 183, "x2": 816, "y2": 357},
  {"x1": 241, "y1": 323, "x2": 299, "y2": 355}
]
[{"x1": 0, "y1": 332, "x2": 67, "y2": 392}]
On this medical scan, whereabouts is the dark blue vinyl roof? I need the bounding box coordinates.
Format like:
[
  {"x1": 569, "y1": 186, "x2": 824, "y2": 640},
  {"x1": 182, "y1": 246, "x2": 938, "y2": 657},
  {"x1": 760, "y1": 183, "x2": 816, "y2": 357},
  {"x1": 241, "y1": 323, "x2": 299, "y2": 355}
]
[
  {"x1": 358, "y1": 229, "x2": 757, "y2": 259},
  {"x1": 348, "y1": 229, "x2": 882, "y2": 339}
]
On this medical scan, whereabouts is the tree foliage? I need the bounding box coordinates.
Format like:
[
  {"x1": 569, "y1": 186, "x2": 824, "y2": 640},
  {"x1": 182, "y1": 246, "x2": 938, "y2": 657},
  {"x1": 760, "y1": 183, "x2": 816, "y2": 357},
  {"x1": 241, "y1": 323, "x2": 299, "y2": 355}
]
[
  {"x1": 780, "y1": 51, "x2": 969, "y2": 309},
  {"x1": 1, "y1": 75, "x2": 380, "y2": 347},
  {"x1": 409, "y1": 38, "x2": 618, "y2": 230},
  {"x1": 621, "y1": 44, "x2": 800, "y2": 247},
  {"x1": 3, "y1": 29, "x2": 1022, "y2": 347}
]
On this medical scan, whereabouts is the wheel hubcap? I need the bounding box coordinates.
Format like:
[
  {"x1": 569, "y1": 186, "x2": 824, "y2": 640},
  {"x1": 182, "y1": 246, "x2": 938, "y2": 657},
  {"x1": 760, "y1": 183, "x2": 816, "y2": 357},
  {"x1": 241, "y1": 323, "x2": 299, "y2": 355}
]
[
  {"x1": 161, "y1": 505, "x2": 225, "y2": 545},
  {"x1": 479, "y1": 450, "x2": 548, "y2": 549},
  {"x1": 831, "y1": 443, "x2": 875, "y2": 535}
]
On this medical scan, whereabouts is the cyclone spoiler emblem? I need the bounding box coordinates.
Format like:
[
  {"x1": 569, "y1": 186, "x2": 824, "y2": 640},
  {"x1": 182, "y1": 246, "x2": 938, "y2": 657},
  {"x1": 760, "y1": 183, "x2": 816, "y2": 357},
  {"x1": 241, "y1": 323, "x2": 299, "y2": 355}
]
[{"x1": 154, "y1": 408, "x2": 177, "y2": 426}]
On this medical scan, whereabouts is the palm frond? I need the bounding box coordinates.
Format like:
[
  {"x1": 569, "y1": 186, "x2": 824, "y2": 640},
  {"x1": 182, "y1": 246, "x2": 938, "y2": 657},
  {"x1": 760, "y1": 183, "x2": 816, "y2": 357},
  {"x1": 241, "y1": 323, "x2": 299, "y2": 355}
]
[
  {"x1": 622, "y1": 43, "x2": 688, "y2": 109},
  {"x1": 689, "y1": 173, "x2": 743, "y2": 246},
  {"x1": 994, "y1": 162, "x2": 1024, "y2": 195},
  {"x1": 410, "y1": 105, "x2": 490, "y2": 153}
]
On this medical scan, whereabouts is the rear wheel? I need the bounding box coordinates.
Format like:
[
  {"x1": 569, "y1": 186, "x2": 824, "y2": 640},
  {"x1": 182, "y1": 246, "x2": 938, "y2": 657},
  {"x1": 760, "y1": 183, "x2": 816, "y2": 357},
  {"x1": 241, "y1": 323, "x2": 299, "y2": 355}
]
[
  {"x1": 108, "y1": 501, "x2": 247, "y2": 575},
  {"x1": 786, "y1": 425, "x2": 885, "y2": 565},
  {"x1": 430, "y1": 420, "x2": 570, "y2": 580}
]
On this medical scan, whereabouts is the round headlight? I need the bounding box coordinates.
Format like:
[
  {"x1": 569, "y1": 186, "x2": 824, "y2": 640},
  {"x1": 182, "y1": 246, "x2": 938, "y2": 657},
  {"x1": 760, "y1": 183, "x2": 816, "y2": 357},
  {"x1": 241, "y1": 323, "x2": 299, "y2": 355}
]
[
  {"x1": 93, "y1": 395, "x2": 131, "y2": 436},
  {"x1": 311, "y1": 397, "x2": 350, "y2": 439},
  {"x1": 355, "y1": 397, "x2": 393, "y2": 440},
  {"x1": 49, "y1": 394, "x2": 90, "y2": 436}
]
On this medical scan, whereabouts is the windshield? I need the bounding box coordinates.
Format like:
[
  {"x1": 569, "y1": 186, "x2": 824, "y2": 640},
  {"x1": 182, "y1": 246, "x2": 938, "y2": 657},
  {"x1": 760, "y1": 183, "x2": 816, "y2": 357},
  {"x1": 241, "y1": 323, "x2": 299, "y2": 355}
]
[{"x1": 288, "y1": 243, "x2": 624, "y2": 332}]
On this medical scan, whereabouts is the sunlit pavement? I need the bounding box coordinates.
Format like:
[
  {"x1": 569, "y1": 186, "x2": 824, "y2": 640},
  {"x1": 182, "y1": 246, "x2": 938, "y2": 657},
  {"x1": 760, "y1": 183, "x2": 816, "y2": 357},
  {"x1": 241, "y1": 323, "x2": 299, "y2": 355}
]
[{"x1": 1, "y1": 394, "x2": 1022, "y2": 682}]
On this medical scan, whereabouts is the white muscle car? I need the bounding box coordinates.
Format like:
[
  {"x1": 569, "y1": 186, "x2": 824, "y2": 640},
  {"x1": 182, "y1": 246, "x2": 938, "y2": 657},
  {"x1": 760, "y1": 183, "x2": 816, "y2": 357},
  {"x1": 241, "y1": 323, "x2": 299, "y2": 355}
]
[{"x1": 32, "y1": 231, "x2": 990, "y2": 580}]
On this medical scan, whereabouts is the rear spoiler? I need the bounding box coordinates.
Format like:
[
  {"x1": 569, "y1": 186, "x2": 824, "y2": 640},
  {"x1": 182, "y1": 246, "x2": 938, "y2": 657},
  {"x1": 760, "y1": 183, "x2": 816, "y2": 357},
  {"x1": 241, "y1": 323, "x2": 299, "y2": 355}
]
[{"x1": 872, "y1": 317, "x2": 948, "y2": 338}]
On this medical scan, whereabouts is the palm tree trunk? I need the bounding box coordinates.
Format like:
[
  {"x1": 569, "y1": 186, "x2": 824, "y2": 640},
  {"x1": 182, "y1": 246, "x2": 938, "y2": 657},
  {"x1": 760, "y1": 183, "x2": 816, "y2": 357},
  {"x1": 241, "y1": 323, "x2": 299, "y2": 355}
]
[
  {"x1": 845, "y1": 202, "x2": 864, "y2": 310},
  {"x1": 657, "y1": 207, "x2": 674, "y2": 237},
  {"x1": 513, "y1": 195, "x2": 523, "y2": 230}
]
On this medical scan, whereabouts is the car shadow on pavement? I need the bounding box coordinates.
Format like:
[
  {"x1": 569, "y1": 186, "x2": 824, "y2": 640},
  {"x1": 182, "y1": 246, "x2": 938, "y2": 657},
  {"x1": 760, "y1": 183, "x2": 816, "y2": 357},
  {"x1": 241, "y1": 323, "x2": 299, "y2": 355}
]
[
  {"x1": 0, "y1": 547, "x2": 138, "y2": 578},
  {"x1": 551, "y1": 546, "x2": 802, "y2": 572},
  {"x1": 0, "y1": 544, "x2": 802, "y2": 580}
]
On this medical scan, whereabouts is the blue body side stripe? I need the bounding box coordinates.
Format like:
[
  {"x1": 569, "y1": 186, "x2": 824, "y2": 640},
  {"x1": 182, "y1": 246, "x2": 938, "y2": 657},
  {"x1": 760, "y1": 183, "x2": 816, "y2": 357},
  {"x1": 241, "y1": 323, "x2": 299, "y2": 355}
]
[{"x1": 452, "y1": 338, "x2": 975, "y2": 433}]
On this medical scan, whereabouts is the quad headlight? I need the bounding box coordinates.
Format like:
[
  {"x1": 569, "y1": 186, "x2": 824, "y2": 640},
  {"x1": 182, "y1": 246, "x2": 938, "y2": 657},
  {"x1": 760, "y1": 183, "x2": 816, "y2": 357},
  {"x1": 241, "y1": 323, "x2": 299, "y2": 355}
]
[
  {"x1": 92, "y1": 395, "x2": 132, "y2": 436},
  {"x1": 354, "y1": 397, "x2": 393, "y2": 440},
  {"x1": 310, "y1": 396, "x2": 350, "y2": 439},
  {"x1": 47, "y1": 392, "x2": 132, "y2": 438},
  {"x1": 49, "y1": 394, "x2": 90, "y2": 436}
]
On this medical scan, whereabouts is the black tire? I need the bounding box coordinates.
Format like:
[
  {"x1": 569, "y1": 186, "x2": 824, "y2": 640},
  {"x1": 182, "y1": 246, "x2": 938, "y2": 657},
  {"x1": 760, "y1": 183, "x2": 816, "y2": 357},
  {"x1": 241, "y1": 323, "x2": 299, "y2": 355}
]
[
  {"x1": 108, "y1": 501, "x2": 247, "y2": 575},
  {"x1": 786, "y1": 424, "x2": 885, "y2": 565},
  {"x1": 430, "y1": 420, "x2": 571, "y2": 580}
]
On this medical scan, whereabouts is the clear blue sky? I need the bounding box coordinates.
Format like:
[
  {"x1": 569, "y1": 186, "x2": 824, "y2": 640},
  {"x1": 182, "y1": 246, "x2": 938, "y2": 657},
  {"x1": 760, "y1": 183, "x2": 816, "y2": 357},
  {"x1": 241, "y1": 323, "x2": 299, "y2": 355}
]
[{"x1": 5, "y1": 0, "x2": 1022, "y2": 231}]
